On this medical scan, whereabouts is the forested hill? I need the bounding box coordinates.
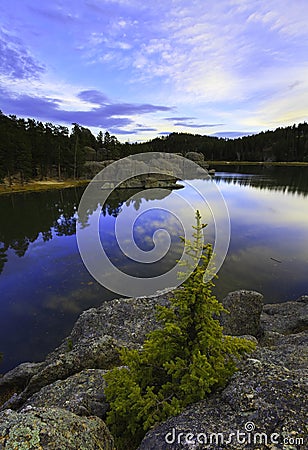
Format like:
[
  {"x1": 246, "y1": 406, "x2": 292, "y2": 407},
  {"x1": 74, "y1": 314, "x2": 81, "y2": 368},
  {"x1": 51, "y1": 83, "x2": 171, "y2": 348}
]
[
  {"x1": 0, "y1": 112, "x2": 122, "y2": 183},
  {"x1": 134, "y1": 123, "x2": 308, "y2": 162},
  {"x1": 0, "y1": 110, "x2": 307, "y2": 183}
]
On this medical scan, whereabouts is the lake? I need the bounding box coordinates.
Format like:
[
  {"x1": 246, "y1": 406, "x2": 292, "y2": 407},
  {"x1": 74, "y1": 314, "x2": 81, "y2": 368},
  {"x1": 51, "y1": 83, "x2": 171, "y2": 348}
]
[{"x1": 1, "y1": 165, "x2": 308, "y2": 373}]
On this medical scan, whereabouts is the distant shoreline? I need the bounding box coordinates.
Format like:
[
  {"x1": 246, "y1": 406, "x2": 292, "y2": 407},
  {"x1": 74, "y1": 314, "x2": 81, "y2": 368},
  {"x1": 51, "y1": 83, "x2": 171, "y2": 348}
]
[
  {"x1": 1, "y1": 161, "x2": 308, "y2": 195},
  {"x1": 0, "y1": 179, "x2": 90, "y2": 196},
  {"x1": 209, "y1": 161, "x2": 308, "y2": 166}
]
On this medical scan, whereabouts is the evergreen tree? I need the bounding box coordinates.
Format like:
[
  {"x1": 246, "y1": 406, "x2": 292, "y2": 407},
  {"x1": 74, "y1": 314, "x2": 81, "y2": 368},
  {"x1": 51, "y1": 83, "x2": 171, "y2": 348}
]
[
  {"x1": 15, "y1": 118, "x2": 32, "y2": 183},
  {"x1": 104, "y1": 211, "x2": 256, "y2": 449},
  {"x1": 97, "y1": 130, "x2": 104, "y2": 148},
  {"x1": 70, "y1": 123, "x2": 86, "y2": 179},
  {"x1": 54, "y1": 125, "x2": 70, "y2": 179}
]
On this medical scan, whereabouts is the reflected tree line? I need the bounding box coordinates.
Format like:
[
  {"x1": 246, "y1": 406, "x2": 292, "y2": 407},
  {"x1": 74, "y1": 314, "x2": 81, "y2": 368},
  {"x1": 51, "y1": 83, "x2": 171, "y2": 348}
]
[
  {"x1": 1, "y1": 167, "x2": 307, "y2": 273},
  {"x1": 0, "y1": 188, "x2": 81, "y2": 274},
  {"x1": 0, "y1": 187, "x2": 173, "y2": 274},
  {"x1": 214, "y1": 165, "x2": 308, "y2": 197}
]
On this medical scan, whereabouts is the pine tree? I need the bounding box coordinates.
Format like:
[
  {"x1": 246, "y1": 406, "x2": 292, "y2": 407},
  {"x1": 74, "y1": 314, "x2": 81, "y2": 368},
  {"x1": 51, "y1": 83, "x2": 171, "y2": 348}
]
[{"x1": 104, "y1": 211, "x2": 256, "y2": 449}]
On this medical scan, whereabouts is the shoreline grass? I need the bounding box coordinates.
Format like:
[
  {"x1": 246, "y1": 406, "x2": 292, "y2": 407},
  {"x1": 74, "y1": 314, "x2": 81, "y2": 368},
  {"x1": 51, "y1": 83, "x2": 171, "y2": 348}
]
[
  {"x1": 0, "y1": 179, "x2": 90, "y2": 196},
  {"x1": 1, "y1": 161, "x2": 307, "y2": 195}
]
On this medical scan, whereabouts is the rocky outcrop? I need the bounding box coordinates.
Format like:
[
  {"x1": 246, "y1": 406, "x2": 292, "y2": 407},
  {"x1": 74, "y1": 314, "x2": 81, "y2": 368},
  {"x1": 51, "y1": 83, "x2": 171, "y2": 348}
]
[
  {"x1": 0, "y1": 291, "x2": 264, "y2": 411},
  {"x1": 185, "y1": 152, "x2": 210, "y2": 170},
  {"x1": 0, "y1": 362, "x2": 43, "y2": 406},
  {"x1": 22, "y1": 369, "x2": 109, "y2": 419},
  {"x1": 0, "y1": 291, "x2": 307, "y2": 449},
  {"x1": 261, "y1": 294, "x2": 308, "y2": 335},
  {"x1": 220, "y1": 290, "x2": 264, "y2": 337},
  {"x1": 139, "y1": 296, "x2": 308, "y2": 449},
  {"x1": 0, "y1": 294, "x2": 171, "y2": 411},
  {"x1": 185, "y1": 152, "x2": 205, "y2": 161},
  {"x1": 139, "y1": 346, "x2": 306, "y2": 449},
  {"x1": 0, "y1": 407, "x2": 115, "y2": 450}
]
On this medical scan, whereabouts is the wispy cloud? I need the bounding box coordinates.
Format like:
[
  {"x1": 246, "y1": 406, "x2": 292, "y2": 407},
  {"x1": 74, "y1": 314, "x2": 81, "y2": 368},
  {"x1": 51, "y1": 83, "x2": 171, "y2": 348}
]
[
  {"x1": 0, "y1": 86, "x2": 172, "y2": 129},
  {"x1": 164, "y1": 117, "x2": 196, "y2": 122},
  {"x1": 103, "y1": 102, "x2": 171, "y2": 116},
  {"x1": 174, "y1": 122, "x2": 224, "y2": 128},
  {"x1": 109, "y1": 128, "x2": 136, "y2": 135},
  {"x1": 163, "y1": 117, "x2": 225, "y2": 130},
  {"x1": 0, "y1": 0, "x2": 307, "y2": 140},
  {"x1": 133, "y1": 127, "x2": 157, "y2": 132},
  {"x1": 211, "y1": 131, "x2": 256, "y2": 139},
  {"x1": 77, "y1": 89, "x2": 110, "y2": 105},
  {"x1": 0, "y1": 29, "x2": 45, "y2": 80},
  {"x1": 29, "y1": 4, "x2": 80, "y2": 24},
  {"x1": 109, "y1": 126, "x2": 157, "y2": 135}
]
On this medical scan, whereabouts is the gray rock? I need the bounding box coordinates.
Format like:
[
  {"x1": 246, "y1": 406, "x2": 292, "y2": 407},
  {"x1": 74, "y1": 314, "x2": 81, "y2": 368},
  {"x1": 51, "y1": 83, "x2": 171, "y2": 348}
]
[
  {"x1": 185, "y1": 152, "x2": 205, "y2": 162},
  {"x1": 83, "y1": 161, "x2": 105, "y2": 178},
  {"x1": 4, "y1": 335, "x2": 122, "y2": 410},
  {"x1": 0, "y1": 407, "x2": 114, "y2": 449},
  {"x1": 261, "y1": 296, "x2": 308, "y2": 335},
  {"x1": 1, "y1": 290, "x2": 307, "y2": 450},
  {"x1": 254, "y1": 331, "x2": 308, "y2": 370},
  {"x1": 0, "y1": 362, "x2": 43, "y2": 407},
  {"x1": 22, "y1": 369, "x2": 108, "y2": 419},
  {"x1": 296, "y1": 295, "x2": 308, "y2": 303},
  {"x1": 220, "y1": 290, "x2": 264, "y2": 337},
  {"x1": 183, "y1": 152, "x2": 210, "y2": 170},
  {"x1": 0, "y1": 294, "x2": 170, "y2": 411},
  {"x1": 66, "y1": 294, "x2": 170, "y2": 349},
  {"x1": 138, "y1": 294, "x2": 308, "y2": 450},
  {"x1": 139, "y1": 334, "x2": 307, "y2": 449}
]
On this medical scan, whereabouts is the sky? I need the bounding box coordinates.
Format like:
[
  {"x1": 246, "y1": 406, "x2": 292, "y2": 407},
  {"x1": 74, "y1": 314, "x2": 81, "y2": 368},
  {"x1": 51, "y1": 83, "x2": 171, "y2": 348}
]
[{"x1": 0, "y1": 0, "x2": 307, "y2": 142}]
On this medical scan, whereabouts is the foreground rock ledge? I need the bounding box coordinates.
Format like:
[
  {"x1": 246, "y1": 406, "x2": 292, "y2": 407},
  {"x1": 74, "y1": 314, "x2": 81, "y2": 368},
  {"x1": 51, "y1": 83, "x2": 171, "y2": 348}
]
[
  {"x1": 138, "y1": 332, "x2": 307, "y2": 450},
  {"x1": 0, "y1": 290, "x2": 307, "y2": 449},
  {"x1": 0, "y1": 407, "x2": 114, "y2": 450}
]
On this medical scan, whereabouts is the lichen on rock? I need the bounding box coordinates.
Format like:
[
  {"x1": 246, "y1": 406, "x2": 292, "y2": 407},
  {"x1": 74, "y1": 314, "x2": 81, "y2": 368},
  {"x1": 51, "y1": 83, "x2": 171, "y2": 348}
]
[{"x1": 0, "y1": 407, "x2": 115, "y2": 450}]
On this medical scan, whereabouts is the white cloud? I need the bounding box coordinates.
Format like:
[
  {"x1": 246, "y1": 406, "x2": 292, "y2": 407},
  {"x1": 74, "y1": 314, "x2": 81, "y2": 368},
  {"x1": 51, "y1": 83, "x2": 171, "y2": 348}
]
[
  {"x1": 64, "y1": 0, "x2": 308, "y2": 122},
  {"x1": 124, "y1": 1, "x2": 308, "y2": 104},
  {"x1": 1, "y1": 0, "x2": 307, "y2": 140},
  {"x1": 246, "y1": 0, "x2": 308, "y2": 38}
]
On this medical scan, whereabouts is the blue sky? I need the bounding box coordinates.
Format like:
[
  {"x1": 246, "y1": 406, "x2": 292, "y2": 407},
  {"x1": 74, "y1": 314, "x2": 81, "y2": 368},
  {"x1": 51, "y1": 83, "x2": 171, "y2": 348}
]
[{"x1": 0, "y1": 0, "x2": 307, "y2": 142}]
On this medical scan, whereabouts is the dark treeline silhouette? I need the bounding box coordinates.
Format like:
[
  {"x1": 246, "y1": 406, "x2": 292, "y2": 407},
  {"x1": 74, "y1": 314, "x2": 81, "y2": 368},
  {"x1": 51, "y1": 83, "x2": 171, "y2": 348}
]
[
  {"x1": 0, "y1": 111, "x2": 121, "y2": 183},
  {"x1": 0, "y1": 110, "x2": 308, "y2": 184},
  {"x1": 131, "y1": 123, "x2": 308, "y2": 162}
]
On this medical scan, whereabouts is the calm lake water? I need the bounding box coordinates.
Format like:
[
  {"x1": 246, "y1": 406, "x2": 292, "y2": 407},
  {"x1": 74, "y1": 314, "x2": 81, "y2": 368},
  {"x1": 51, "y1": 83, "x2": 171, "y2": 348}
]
[{"x1": 1, "y1": 165, "x2": 308, "y2": 373}]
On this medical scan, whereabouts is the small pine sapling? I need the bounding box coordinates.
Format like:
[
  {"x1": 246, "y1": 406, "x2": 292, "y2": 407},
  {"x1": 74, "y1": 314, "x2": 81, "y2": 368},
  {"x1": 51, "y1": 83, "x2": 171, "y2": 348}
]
[{"x1": 104, "y1": 210, "x2": 256, "y2": 449}]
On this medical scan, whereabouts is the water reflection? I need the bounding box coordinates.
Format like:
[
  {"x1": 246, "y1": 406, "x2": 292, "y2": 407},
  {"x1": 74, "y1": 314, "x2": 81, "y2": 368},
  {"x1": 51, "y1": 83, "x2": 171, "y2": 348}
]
[
  {"x1": 0, "y1": 165, "x2": 308, "y2": 373},
  {"x1": 1, "y1": 166, "x2": 307, "y2": 276},
  {"x1": 0, "y1": 187, "x2": 174, "y2": 274},
  {"x1": 212, "y1": 180, "x2": 308, "y2": 302},
  {"x1": 0, "y1": 185, "x2": 179, "y2": 372},
  {"x1": 0, "y1": 189, "x2": 79, "y2": 274},
  {"x1": 214, "y1": 165, "x2": 308, "y2": 197}
]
